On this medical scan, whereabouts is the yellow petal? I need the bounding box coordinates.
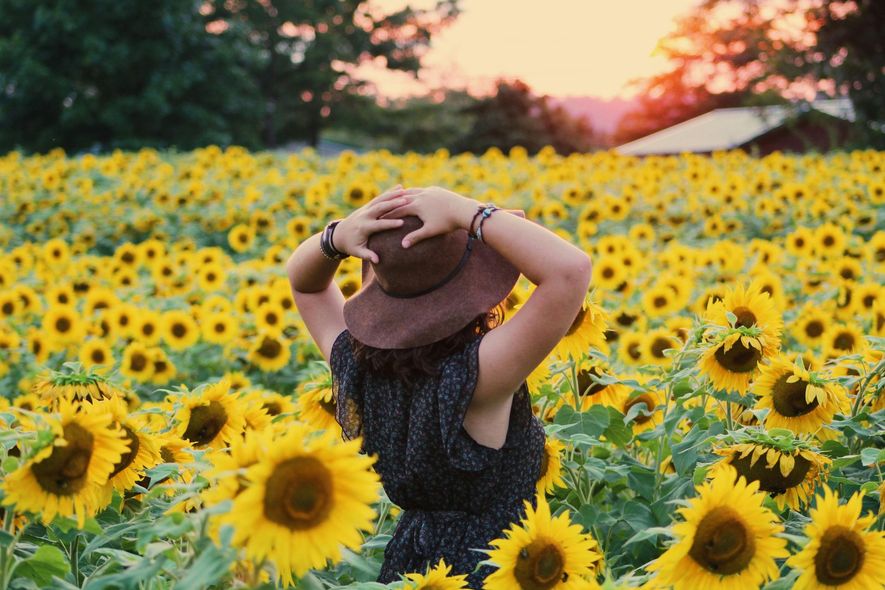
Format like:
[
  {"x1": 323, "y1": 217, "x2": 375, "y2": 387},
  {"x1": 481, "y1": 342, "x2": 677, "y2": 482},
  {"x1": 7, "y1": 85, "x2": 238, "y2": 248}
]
[
  {"x1": 786, "y1": 374, "x2": 800, "y2": 383},
  {"x1": 779, "y1": 453, "x2": 795, "y2": 477}
]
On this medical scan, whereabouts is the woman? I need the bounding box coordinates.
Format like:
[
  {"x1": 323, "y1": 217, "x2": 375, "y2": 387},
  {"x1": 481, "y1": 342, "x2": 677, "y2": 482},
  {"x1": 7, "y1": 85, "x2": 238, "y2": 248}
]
[{"x1": 286, "y1": 184, "x2": 592, "y2": 588}]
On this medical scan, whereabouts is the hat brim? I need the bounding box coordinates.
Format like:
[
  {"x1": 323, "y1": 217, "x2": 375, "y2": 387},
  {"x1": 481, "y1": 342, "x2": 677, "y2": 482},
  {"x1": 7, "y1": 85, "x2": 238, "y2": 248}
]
[{"x1": 342, "y1": 209, "x2": 524, "y2": 349}]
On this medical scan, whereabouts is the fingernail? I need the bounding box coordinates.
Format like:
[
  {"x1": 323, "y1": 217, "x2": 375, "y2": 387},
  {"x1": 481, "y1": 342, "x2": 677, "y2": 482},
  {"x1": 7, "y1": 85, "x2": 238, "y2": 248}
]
[{"x1": 402, "y1": 240, "x2": 410, "y2": 248}]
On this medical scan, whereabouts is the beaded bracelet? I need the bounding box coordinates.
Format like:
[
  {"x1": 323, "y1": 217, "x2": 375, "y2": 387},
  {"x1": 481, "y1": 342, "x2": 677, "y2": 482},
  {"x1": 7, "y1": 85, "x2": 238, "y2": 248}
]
[
  {"x1": 475, "y1": 205, "x2": 500, "y2": 243},
  {"x1": 468, "y1": 202, "x2": 495, "y2": 239}
]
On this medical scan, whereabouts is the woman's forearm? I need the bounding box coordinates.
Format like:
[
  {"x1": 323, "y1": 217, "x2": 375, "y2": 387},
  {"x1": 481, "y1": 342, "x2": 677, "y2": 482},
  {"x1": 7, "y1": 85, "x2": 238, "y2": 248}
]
[
  {"x1": 452, "y1": 198, "x2": 592, "y2": 286},
  {"x1": 286, "y1": 231, "x2": 342, "y2": 294}
]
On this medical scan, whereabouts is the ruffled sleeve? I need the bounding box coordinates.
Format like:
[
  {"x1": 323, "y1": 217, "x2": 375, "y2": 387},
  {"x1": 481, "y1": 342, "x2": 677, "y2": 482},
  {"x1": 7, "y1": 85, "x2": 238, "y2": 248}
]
[
  {"x1": 330, "y1": 329, "x2": 363, "y2": 442},
  {"x1": 437, "y1": 334, "x2": 507, "y2": 472}
]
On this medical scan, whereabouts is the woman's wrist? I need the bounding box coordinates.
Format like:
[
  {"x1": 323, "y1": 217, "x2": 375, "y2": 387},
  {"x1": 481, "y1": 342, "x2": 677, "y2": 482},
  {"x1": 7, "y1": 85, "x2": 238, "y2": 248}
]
[{"x1": 454, "y1": 196, "x2": 483, "y2": 233}]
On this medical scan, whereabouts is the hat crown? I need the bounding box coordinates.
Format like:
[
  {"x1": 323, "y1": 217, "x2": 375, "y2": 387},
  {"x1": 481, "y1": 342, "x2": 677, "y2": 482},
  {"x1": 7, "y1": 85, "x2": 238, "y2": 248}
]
[{"x1": 365, "y1": 216, "x2": 468, "y2": 296}]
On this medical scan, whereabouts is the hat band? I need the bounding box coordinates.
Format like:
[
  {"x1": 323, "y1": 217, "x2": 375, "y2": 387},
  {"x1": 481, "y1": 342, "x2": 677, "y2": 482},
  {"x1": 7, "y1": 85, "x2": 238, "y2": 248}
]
[{"x1": 377, "y1": 236, "x2": 475, "y2": 299}]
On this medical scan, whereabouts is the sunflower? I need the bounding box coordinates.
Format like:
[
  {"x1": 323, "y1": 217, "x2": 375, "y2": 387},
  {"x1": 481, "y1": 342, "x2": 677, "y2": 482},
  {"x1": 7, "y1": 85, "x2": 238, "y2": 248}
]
[
  {"x1": 567, "y1": 357, "x2": 627, "y2": 409},
  {"x1": 642, "y1": 283, "x2": 679, "y2": 318},
  {"x1": 642, "y1": 328, "x2": 681, "y2": 368},
  {"x1": 120, "y1": 341, "x2": 155, "y2": 382},
  {"x1": 174, "y1": 376, "x2": 246, "y2": 450},
  {"x1": 201, "y1": 427, "x2": 270, "y2": 510},
  {"x1": 30, "y1": 363, "x2": 127, "y2": 409},
  {"x1": 552, "y1": 294, "x2": 608, "y2": 363},
  {"x1": 792, "y1": 306, "x2": 831, "y2": 349},
  {"x1": 200, "y1": 311, "x2": 239, "y2": 344},
  {"x1": 526, "y1": 355, "x2": 553, "y2": 397},
  {"x1": 711, "y1": 442, "x2": 830, "y2": 511},
  {"x1": 646, "y1": 464, "x2": 788, "y2": 589},
  {"x1": 228, "y1": 224, "x2": 255, "y2": 252},
  {"x1": 162, "y1": 309, "x2": 200, "y2": 350},
  {"x1": 617, "y1": 331, "x2": 646, "y2": 366},
  {"x1": 619, "y1": 380, "x2": 665, "y2": 434},
  {"x1": 787, "y1": 486, "x2": 885, "y2": 589},
  {"x1": 703, "y1": 279, "x2": 783, "y2": 351},
  {"x1": 254, "y1": 302, "x2": 286, "y2": 338},
  {"x1": 149, "y1": 347, "x2": 177, "y2": 385},
  {"x1": 79, "y1": 338, "x2": 115, "y2": 369},
  {"x1": 483, "y1": 493, "x2": 603, "y2": 590},
  {"x1": 248, "y1": 332, "x2": 292, "y2": 372},
  {"x1": 751, "y1": 355, "x2": 850, "y2": 434},
  {"x1": 699, "y1": 329, "x2": 776, "y2": 395},
  {"x1": 217, "y1": 423, "x2": 381, "y2": 587},
  {"x1": 536, "y1": 436, "x2": 567, "y2": 495},
  {"x1": 1, "y1": 398, "x2": 130, "y2": 528},
  {"x1": 43, "y1": 304, "x2": 86, "y2": 345},
  {"x1": 132, "y1": 309, "x2": 163, "y2": 346},
  {"x1": 296, "y1": 376, "x2": 339, "y2": 434},
  {"x1": 591, "y1": 256, "x2": 628, "y2": 291},
  {"x1": 822, "y1": 321, "x2": 868, "y2": 360},
  {"x1": 94, "y1": 397, "x2": 162, "y2": 496},
  {"x1": 403, "y1": 557, "x2": 471, "y2": 589}
]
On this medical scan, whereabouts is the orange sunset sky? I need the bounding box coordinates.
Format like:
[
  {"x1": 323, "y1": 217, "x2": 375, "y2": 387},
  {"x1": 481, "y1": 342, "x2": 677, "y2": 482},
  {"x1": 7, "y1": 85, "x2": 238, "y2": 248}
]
[{"x1": 354, "y1": 0, "x2": 700, "y2": 100}]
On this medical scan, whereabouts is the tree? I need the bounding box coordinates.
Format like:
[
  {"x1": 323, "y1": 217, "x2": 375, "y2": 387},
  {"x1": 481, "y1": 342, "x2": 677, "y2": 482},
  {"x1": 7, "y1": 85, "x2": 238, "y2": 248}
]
[
  {"x1": 0, "y1": 0, "x2": 264, "y2": 154},
  {"x1": 615, "y1": 0, "x2": 884, "y2": 146},
  {"x1": 452, "y1": 79, "x2": 598, "y2": 155},
  {"x1": 201, "y1": 0, "x2": 461, "y2": 147}
]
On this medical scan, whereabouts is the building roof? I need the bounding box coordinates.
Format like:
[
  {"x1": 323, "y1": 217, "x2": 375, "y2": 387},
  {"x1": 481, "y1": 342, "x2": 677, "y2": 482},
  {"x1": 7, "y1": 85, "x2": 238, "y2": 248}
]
[{"x1": 615, "y1": 98, "x2": 855, "y2": 156}]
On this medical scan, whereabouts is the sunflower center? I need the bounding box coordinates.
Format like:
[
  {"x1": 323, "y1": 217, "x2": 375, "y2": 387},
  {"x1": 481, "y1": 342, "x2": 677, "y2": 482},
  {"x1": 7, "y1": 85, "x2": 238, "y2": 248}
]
[
  {"x1": 713, "y1": 340, "x2": 762, "y2": 373},
  {"x1": 729, "y1": 451, "x2": 812, "y2": 495},
  {"x1": 318, "y1": 396, "x2": 336, "y2": 416},
  {"x1": 183, "y1": 401, "x2": 228, "y2": 447},
  {"x1": 55, "y1": 317, "x2": 71, "y2": 332},
  {"x1": 171, "y1": 323, "x2": 187, "y2": 338},
  {"x1": 833, "y1": 332, "x2": 855, "y2": 351},
  {"x1": 263, "y1": 402, "x2": 282, "y2": 415},
  {"x1": 688, "y1": 506, "x2": 755, "y2": 575},
  {"x1": 577, "y1": 367, "x2": 606, "y2": 397},
  {"x1": 805, "y1": 320, "x2": 824, "y2": 338},
  {"x1": 650, "y1": 337, "x2": 671, "y2": 359},
  {"x1": 566, "y1": 307, "x2": 586, "y2": 336},
  {"x1": 814, "y1": 525, "x2": 865, "y2": 586},
  {"x1": 130, "y1": 351, "x2": 148, "y2": 372},
  {"x1": 771, "y1": 374, "x2": 818, "y2": 417},
  {"x1": 31, "y1": 423, "x2": 94, "y2": 495},
  {"x1": 538, "y1": 448, "x2": 550, "y2": 479},
  {"x1": 730, "y1": 306, "x2": 757, "y2": 328},
  {"x1": 624, "y1": 395, "x2": 655, "y2": 424},
  {"x1": 263, "y1": 456, "x2": 333, "y2": 530},
  {"x1": 109, "y1": 424, "x2": 140, "y2": 478},
  {"x1": 514, "y1": 539, "x2": 566, "y2": 590},
  {"x1": 257, "y1": 336, "x2": 282, "y2": 358}
]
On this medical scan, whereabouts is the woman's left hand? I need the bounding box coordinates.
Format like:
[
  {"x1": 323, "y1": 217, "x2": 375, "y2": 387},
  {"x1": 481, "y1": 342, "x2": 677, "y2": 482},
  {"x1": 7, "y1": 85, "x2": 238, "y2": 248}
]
[{"x1": 334, "y1": 184, "x2": 421, "y2": 263}]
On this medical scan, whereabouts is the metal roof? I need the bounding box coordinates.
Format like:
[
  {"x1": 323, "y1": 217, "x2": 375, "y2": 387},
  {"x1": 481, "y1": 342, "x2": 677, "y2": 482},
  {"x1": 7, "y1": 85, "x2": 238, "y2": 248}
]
[{"x1": 615, "y1": 98, "x2": 855, "y2": 156}]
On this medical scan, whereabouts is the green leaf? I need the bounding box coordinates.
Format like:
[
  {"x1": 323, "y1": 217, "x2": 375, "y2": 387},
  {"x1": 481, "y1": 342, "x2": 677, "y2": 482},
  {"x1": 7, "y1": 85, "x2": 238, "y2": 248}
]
[
  {"x1": 624, "y1": 526, "x2": 674, "y2": 547},
  {"x1": 860, "y1": 447, "x2": 885, "y2": 466},
  {"x1": 553, "y1": 404, "x2": 610, "y2": 438},
  {"x1": 725, "y1": 310, "x2": 737, "y2": 326},
  {"x1": 12, "y1": 545, "x2": 70, "y2": 587}
]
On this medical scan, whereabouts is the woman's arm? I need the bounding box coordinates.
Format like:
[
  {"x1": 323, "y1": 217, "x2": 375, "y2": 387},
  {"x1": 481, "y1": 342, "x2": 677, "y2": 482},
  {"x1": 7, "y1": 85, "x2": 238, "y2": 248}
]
[
  {"x1": 384, "y1": 187, "x2": 593, "y2": 413},
  {"x1": 285, "y1": 185, "x2": 419, "y2": 362}
]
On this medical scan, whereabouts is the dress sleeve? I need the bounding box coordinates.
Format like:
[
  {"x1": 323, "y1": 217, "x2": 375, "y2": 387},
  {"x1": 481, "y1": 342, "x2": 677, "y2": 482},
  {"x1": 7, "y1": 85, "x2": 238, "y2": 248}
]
[
  {"x1": 330, "y1": 329, "x2": 363, "y2": 442},
  {"x1": 437, "y1": 334, "x2": 506, "y2": 472}
]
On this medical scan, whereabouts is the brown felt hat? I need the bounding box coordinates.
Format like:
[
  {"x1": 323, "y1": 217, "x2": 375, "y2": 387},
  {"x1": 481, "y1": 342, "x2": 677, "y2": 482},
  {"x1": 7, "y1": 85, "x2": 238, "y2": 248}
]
[{"x1": 342, "y1": 209, "x2": 525, "y2": 349}]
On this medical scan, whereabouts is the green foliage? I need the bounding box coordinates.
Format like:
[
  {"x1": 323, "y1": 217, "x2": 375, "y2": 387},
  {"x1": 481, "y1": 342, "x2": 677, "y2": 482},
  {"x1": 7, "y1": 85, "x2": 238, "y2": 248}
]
[
  {"x1": 201, "y1": 0, "x2": 462, "y2": 147},
  {"x1": 452, "y1": 79, "x2": 600, "y2": 155},
  {"x1": 0, "y1": 0, "x2": 265, "y2": 154}
]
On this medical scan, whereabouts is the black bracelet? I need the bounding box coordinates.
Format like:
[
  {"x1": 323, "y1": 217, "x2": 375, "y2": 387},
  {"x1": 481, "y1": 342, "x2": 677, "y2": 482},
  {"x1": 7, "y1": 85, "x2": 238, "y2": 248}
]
[{"x1": 320, "y1": 220, "x2": 349, "y2": 260}]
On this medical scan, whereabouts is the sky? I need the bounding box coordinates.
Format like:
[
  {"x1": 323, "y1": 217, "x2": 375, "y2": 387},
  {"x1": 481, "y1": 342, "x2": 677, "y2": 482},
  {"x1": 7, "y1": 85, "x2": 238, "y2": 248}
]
[{"x1": 354, "y1": 0, "x2": 701, "y2": 100}]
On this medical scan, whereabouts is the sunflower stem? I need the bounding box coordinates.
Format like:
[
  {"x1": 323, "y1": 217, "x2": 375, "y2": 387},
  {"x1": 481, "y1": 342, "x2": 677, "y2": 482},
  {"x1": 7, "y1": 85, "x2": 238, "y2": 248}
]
[
  {"x1": 0, "y1": 508, "x2": 14, "y2": 590},
  {"x1": 69, "y1": 533, "x2": 80, "y2": 586},
  {"x1": 568, "y1": 356, "x2": 582, "y2": 414}
]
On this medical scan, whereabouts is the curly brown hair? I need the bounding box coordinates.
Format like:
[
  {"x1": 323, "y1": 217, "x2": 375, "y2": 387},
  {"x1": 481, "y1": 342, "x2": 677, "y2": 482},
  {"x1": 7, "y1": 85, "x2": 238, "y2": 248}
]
[{"x1": 351, "y1": 303, "x2": 506, "y2": 388}]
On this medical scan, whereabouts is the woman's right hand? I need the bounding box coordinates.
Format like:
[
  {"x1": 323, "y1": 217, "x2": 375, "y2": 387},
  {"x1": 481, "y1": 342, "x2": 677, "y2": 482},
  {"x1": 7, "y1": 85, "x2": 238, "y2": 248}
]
[{"x1": 379, "y1": 186, "x2": 480, "y2": 248}]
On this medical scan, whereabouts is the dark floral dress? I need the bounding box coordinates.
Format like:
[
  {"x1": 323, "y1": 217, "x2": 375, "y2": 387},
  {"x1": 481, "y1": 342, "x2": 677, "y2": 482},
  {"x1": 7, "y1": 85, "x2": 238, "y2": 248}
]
[{"x1": 329, "y1": 328, "x2": 547, "y2": 589}]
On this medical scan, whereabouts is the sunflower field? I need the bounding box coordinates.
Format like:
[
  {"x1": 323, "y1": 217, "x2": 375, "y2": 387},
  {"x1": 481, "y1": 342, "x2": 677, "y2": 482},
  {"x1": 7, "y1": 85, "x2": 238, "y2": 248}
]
[{"x1": 0, "y1": 145, "x2": 883, "y2": 590}]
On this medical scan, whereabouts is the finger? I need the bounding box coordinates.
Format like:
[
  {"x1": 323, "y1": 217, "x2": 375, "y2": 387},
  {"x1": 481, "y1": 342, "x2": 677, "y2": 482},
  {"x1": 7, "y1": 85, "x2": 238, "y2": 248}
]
[
  {"x1": 353, "y1": 246, "x2": 379, "y2": 264},
  {"x1": 371, "y1": 184, "x2": 414, "y2": 204},
  {"x1": 401, "y1": 226, "x2": 431, "y2": 249},
  {"x1": 372, "y1": 195, "x2": 413, "y2": 215},
  {"x1": 377, "y1": 201, "x2": 415, "y2": 219},
  {"x1": 371, "y1": 217, "x2": 407, "y2": 231}
]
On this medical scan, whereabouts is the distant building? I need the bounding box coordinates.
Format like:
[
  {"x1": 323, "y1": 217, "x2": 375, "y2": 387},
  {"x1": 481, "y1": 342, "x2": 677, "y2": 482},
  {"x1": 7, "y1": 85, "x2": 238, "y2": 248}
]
[{"x1": 615, "y1": 98, "x2": 858, "y2": 156}]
